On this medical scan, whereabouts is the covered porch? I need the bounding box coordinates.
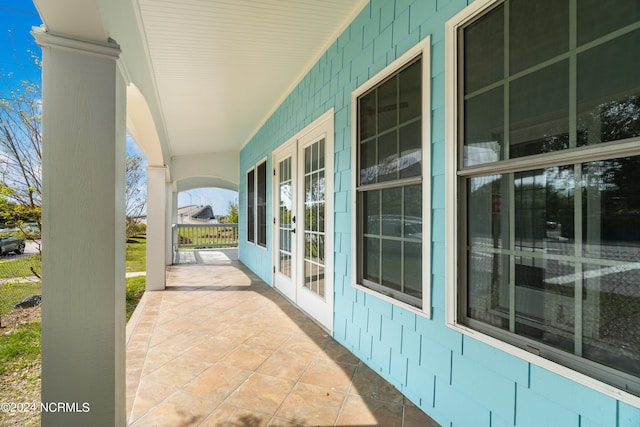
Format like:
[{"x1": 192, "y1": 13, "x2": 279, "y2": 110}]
[{"x1": 125, "y1": 250, "x2": 437, "y2": 426}]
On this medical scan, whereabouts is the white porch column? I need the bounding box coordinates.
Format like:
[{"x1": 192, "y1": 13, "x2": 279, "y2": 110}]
[
  {"x1": 146, "y1": 166, "x2": 167, "y2": 290},
  {"x1": 166, "y1": 188, "x2": 178, "y2": 265},
  {"x1": 34, "y1": 30, "x2": 126, "y2": 426}
]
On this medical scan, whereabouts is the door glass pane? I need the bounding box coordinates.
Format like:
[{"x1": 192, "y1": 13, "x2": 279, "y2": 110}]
[
  {"x1": 303, "y1": 139, "x2": 326, "y2": 299},
  {"x1": 577, "y1": 29, "x2": 640, "y2": 147},
  {"x1": 279, "y1": 157, "x2": 292, "y2": 278}
]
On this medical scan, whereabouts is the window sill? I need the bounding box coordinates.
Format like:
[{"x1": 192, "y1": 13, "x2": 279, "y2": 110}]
[
  {"x1": 446, "y1": 320, "x2": 640, "y2": 408},
  {"x1": 353, "y1": 282, "x2": 431, "y2": 319}
]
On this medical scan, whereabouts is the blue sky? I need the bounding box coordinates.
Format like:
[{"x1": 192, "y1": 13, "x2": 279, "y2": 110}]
[{"x1": 1, "y1": 1, "x2": 238, "y2": 218}]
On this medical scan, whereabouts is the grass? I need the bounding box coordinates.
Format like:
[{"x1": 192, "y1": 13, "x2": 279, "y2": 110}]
[
  {"x1": 126, "y1": 236, "x2": 147, "y2": 272},
  {"x1": 0, "y1": 255, "x2": 41, "y2": 279},
  {"x1": 126, "y1": 275, "x2": 146, "y2": 322},
  {"x1": 0, "y1": 281, "x2": 41, "y2": 318},
  {"x1": 0, "y1": 236, "x2": 147, "y2": 427},
  {"x1": 0, "y1": 322, "x2": 40, "y2": 376}
]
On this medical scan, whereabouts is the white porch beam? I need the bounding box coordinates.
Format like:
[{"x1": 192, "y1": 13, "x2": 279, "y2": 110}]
[
  {"x1": 146, "y1": 166, "x2": 167, "y2": 290},
  {"x1": 34, "y1": 29, "x2": 126, "y2": 426}
]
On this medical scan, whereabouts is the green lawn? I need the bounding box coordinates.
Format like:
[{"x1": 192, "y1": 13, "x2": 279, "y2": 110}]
[
  {"x1": 126, "y1": 275, "x2": 146, "y2": 322},
  {"x1": 126, "y1": 236, "x2": 147, "y2": 272},
  {"x1": 0, "y1": 237, "x2": 147, "y2": 426}
]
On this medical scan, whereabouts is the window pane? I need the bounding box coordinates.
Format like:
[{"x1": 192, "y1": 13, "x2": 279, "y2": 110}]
[
  {"x1": 381, "y1": 187, "x2": 402, "y2": 237},
  {"x1": 377, "y1": 131, "x2": 398, "y2": 182},
  {"x1": 581, "y1": 157, "x2": 640, "y2": 260},
  {"x1": 404, "y1": 185, "x2": 422, "y2": 239},
  {"x1": 514, "y1": 167, "x2": 575, "y2": 252},
  {"x1": 404, "y1": 241, "x2": 422, "y2": 300},
  {"x1": 467, "y1": 252, "x2": 509, "y2": 329},
  {"x1": 510, "y1": 60, "x2": 569, "y2": 158},
  {"x1": 577, "y1": 29, "x2": 640, "y2": 146},
  {"x1": 399, "y1": 60, "x2": 421, "y2": 123},
  {"x1": 578, "y1": 0, "x2": 640, "y2": 45},
  {"x1": 464, "y1": 86, "x2": 503, "y2": 166},
  {"x1": 582, "y1": 263, "x2": 640, "y2": 378},
  {"x1": 257, "y1": 162, "x2": 267, "y2": 246},
  {"x1": 247, "y1": 169, "x2": 255, "y2": 243},
  {"x1": 509, "y1": 0, "x2": 568, "y2": 74},
  {"x1": 514, "y1": 257, "x2": 575, "y2": 354},
  {"x1": 360, "y1": 91, "x2": 376, "y2": 140},
  {"x1": 363, "y1": 190, "x2": 380, "y2": 235},
  {"x1": 360, "y1": 139, "x2": 377, "y2": 185},
  {"x1": 463, "y1": 4, "x2": 504, "y2": 94},
  {"x1": 399, "y1": 121, "x2": 421, "y2": 179},
  {"x1": 364, "y1": 237, "x2": 380, "y2": 283},
  {"x1": 378, "y1": 76, "x2": 398, "y2": 133},
  {"x1": 468, "y1": 174, "x2": 511, "y2": 250},
  {"x1": 381, "y1": 239, "x2": 402, "y2": 291}
]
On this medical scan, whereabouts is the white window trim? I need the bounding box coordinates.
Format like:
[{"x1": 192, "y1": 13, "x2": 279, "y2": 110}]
[
  {"x1": 351, "y1": 37, "x2": 432, "y2": 319},
  {"x1": 444, "y1": 0, "x2": 640, "y2": 407},
  {"x1": 246, "y1": 157, "x2": 269, "y2": 250}
]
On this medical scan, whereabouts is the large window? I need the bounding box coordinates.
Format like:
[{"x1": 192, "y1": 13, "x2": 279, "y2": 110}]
[
  {"x1": 247, "y1": 168, "x2": 255, "y2": 243},
  {"x1": 450, "y1": 0, "x2": 640, "y2": 397},
  {"x1": 246, "y1": 160, "x2": 267, "y2": 247},
  {"x1": 257, "y1": 161, "x2": 267, "y2": 247},
  {"x1": 353, "y1": 39, "x2": 430, "y2": 314}
]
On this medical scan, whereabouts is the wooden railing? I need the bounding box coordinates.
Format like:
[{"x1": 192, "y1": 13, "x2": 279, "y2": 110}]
[{"x1": 173, "y1": 224, "x2": 238, "y2": 249}]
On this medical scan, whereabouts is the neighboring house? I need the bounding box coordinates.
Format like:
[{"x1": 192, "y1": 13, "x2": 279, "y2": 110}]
[{"x1": 33, "y1": 0, "x2": 640, "y2": 425}]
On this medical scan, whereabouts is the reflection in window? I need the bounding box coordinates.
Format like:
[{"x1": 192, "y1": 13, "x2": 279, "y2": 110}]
[
  {"x1": 247, "y1": 168, "x2": 255, "y2": 243},
  {"x1": 357, "y1": 56, "x2": 424, "y2": 309},
  {"x1": 458, "y1": 0, "x2": 640, "y2": 396},
  {"x1": 257, "y1": 161, "x2": 267, "y2": 247}
]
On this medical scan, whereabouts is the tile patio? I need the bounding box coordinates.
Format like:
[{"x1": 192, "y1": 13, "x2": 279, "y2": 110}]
[{"x1": 126, "y1": 249, "x2": 439, "y2": 426}]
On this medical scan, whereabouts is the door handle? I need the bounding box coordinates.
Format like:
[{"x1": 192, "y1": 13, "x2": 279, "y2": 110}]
[{"x1": 292, "y1": 228, "x2": 296, "y2": 234}]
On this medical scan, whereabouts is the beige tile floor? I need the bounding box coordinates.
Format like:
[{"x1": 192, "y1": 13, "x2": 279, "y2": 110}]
[{"x1": 126, "y1": 250, "x2": 439, "y2": 426}]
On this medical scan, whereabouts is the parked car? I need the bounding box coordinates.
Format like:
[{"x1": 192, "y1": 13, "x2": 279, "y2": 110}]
[{"x1": 0, "y1": 236, "x2": 26, "y2": 255}]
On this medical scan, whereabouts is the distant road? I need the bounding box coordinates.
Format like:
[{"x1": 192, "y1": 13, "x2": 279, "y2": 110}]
[{"x1": 0, "y1": 239, "x2": 40, "y2": 262}]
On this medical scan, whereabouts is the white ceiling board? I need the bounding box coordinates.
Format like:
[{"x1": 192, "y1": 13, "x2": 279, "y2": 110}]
[{"x1": 136, "y1": 0, "x2": 367, "y2": 157}]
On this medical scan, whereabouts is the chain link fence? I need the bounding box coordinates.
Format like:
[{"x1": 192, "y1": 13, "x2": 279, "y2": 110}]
[{"x1": 0, "y1": 255, "x2": 41, "y2": 328}]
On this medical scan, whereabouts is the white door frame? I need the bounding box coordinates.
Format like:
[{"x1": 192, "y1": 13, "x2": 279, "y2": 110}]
[{"x1": 272, "y1": 109, "x2": 334, "y2": 333}]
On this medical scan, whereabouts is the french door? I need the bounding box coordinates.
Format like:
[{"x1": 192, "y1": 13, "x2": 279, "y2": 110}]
[{"x1": 273, "y1": 112, "x2": 333, "y2": 333}]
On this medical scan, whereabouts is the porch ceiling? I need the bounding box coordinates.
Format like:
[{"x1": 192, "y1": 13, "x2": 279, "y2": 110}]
[{"x1": 34, "y1": 0, "x2": 367, "y2": 165}]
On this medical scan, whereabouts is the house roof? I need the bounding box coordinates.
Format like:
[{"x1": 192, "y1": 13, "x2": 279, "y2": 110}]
[{"x1": 32, "y1": 0, "x2": 367, "y2": 186}]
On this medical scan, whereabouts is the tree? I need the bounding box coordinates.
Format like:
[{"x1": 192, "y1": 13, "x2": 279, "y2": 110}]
[
  {"x1": 125, "y1": 152, "x2": 147, "y2": 239},
  {"x1": 1, "y1": 46, "x2": 147, "y2": 243},
  {"x1": 225, "y1": 200, "x2": 238, "y2": 224},
  {"x1": 0, "y1": 56, "x2": 42, "y2": 243}
]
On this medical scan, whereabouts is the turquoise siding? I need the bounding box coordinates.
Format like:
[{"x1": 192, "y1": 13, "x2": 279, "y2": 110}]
[{"x1": 239, "y1": 0, "x2": 640, "y2": 425}]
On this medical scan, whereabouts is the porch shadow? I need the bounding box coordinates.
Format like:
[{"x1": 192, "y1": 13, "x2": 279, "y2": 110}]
[{"x1": 126, "y1": 250, "x2": 439, "y2": 426}]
